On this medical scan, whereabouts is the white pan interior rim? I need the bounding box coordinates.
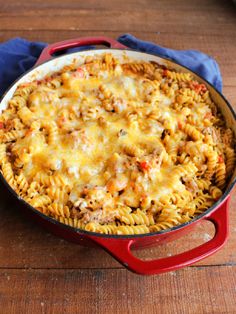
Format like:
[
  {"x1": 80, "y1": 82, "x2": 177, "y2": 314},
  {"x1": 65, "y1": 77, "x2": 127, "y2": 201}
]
[{"x1": 1, "y1": 48, "x2": 236, "y2": 186}]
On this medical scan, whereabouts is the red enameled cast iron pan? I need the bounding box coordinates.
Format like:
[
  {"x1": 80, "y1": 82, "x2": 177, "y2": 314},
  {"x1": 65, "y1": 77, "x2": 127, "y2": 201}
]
[{"x1": 0, "y1": 37, "x2": 235, "y2": 275}]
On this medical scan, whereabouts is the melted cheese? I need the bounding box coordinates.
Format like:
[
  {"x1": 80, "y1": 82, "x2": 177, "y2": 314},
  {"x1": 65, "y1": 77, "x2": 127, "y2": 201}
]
[{"x1": 13, "y1": 64, "x2": 181, "y2": 198}]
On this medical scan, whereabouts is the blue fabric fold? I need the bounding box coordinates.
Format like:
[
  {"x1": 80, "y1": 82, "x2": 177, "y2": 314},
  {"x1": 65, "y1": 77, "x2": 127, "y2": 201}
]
[
  {"x1": 118, "y1": 34, "x2": 222, "y2": 92},
  {"x1": 0, "y1": 34, "x2": 222, "y2": 96},
  {"x1": 0, "y1": 38, "x2": 46, "y2": 95}
]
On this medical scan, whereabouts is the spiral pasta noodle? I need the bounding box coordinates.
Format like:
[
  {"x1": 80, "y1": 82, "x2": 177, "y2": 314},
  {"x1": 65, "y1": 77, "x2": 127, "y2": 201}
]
[
  {"x1": 0, "y1": 144, "x2": 7, "y2": 164},
  {"x1": 225, "y1": 147, "x2": 236, "y2": 178},
  {"x1": 16, "y1": 172, "x2": 28, "y2": 193},
  {"x1": 180, "y1": 123, "x2": 203, "y2": 141},
  {"x1": 215, "y1": 163, "x2": 226, "y2": 189},
  {"x1": 2, "y1": 130, "x2": 25, "y2": 143}
]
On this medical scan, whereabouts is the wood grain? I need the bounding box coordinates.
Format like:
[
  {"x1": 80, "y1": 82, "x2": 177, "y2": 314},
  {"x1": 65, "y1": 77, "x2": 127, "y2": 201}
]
[
  {"x1": 0, "y1": 267, "x2": 236, "y2": 314},
  {"x1": 0, "y1": 10, "x2": 236, "y2": 37},
  {"x1": 0, "y1": 0, "x2": 236, "y2": 312},
  {"x1": 1, "y1": 0, "x2": 235, "y2": 10}
]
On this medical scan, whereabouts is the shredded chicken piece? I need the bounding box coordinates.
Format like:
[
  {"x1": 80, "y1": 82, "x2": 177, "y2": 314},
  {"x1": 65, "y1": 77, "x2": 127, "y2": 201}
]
[{"x1": 202, "y1": 126, "x2": 221, "y2": 143}]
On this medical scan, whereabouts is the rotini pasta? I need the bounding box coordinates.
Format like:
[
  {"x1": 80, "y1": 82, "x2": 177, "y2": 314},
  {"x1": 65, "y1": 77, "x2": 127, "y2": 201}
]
[{"x1": 0, "y1": 53, "x2": 235, "y2": 235}]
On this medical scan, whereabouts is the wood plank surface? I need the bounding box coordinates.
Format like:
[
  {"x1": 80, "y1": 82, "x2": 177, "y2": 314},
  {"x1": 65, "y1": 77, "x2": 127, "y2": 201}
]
[
  {"x1": 0, "y1": 0, "x2": 236, "y2": 313},
  {"x1": 0, "y1": 267, "x2": 236, "y2": 314},
  {"x1": 0, "y1": 0, "x2": 235, "y2": 40}
]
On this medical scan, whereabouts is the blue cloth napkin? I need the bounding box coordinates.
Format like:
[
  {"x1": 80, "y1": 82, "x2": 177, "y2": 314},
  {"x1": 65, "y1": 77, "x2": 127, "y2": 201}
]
[
  {"x1": 119, "y1": 34, "x2": 222, "y2": 92},
  {"x1": 0, "y1": 34, "x2": 222, "y2": 96}
]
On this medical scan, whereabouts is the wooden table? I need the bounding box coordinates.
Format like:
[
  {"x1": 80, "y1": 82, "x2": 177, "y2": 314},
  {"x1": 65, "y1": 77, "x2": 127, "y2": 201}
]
[{"x1": 0, "y1": 0, "x2": 236, "y2": 313}]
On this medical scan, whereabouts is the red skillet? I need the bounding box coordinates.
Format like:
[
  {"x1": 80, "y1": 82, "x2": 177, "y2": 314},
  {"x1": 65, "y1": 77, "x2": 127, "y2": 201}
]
[{"x1": 0, "y1": 36, "x2": 235, "y2": 275}]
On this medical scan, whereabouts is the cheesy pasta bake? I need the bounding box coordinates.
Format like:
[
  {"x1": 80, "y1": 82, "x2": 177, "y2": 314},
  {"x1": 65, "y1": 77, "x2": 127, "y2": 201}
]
[{"x1": 0, "y1": 53, "x2": 235, "y2": 235}]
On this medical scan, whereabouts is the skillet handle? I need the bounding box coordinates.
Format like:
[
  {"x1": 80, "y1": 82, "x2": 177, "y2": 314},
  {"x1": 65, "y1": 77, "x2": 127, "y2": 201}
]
[
  {"x1": 92, "y1": 197, "x2": 229, "y2": 275},
  {"x1": 35, "y1": 36, "x2": 127, "y2": 66}
]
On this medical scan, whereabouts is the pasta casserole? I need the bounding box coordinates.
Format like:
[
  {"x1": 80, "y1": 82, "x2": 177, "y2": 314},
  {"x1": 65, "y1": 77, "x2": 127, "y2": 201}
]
[{"x1": 0, "y1": 53, "x2": 235, "y2": 235}]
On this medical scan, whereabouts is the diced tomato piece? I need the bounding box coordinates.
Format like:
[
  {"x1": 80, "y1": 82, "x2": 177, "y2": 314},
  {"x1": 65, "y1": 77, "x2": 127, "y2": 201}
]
[
  {"x1": 204, "y1": 112, "x2": 212, "y2": 119},
  {"x1": 163, "y1": 69, "x2": 168, "y2": 77},
  {"x1": 45, "y1": 77, "x2": 53, "y2": 82},
  {"x1": 20, "y1": 82, "x2": 31, "y2": 88},
  {"x1": 0, "y1": 122, "x2": 4, "y2": 129},
  {"x1": 140, "y1": 161, "x2": 150, "y2": 171},
  {"x1": 218, "y1": 155, "x2": 224, "y2": 163},
  {"x1": 190, "y1": 81, "x2": 207, "y2": 94},
  {"x1": 76, "y1": 67, "x2": 84, "y2": 78},
  {"x1": 25, "y1": 129, "x2": 33, "y2": 136},
  {"x1": 195, "y1": 86, "x2": 202, "y2": 94},
  {"x1": 141, "y1": 194, "x2": 147, "y2": 200},
  {"x1": 130, "y1": 181, "x2": 135, "y2": 188},
  {"x1": 190, "y1": 81, "x2": 198, "y2": 88},
  {"x1": 199, "y1": 83, "x2": 207, "y2": 93},
  {"x1": 178, "y1": 121, "x2": 183, "y2": 129}
]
